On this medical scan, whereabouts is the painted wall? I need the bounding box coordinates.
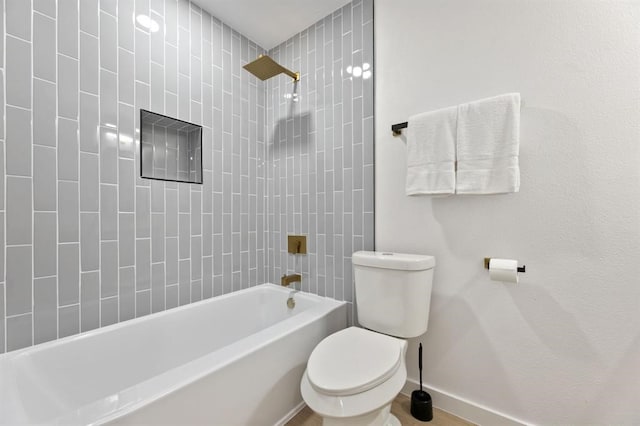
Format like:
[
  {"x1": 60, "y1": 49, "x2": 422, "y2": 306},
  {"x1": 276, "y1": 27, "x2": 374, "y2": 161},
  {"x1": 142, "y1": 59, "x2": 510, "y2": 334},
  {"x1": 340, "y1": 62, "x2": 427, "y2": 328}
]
[
  {"x1": 266, "y1": 0, "x2": 374, "y2": 321},
  {"x1": 375, "y1": 0, "x2": 640, "y2": 424},
  {"x1": 0, "y1": 0, "x2": 269, "y2": 352}
]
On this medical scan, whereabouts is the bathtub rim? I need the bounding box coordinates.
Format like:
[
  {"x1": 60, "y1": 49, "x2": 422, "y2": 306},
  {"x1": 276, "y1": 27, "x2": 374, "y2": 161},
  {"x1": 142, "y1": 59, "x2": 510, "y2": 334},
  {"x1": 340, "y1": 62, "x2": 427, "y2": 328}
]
[
  {"x1": 0, "y1": 283, "x2": 340, "y2": 362},
  {"x1": 1, "y1": 283, "x2": 347, "y2": 426}
]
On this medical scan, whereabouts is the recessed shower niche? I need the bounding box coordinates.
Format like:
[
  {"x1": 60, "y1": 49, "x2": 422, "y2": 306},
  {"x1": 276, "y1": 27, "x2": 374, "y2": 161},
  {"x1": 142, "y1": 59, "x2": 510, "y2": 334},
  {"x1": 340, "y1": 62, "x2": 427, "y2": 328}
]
[{"x1": 140, "y1": 110, "x2": 203, "y2": 184}]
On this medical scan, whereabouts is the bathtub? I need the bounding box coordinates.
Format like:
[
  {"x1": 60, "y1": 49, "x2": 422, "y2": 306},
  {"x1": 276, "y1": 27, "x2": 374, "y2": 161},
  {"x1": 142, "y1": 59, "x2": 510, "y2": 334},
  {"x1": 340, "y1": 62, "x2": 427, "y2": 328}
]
[{"x1": 0, "y1": 284, "x2": 346, "y2": 425}]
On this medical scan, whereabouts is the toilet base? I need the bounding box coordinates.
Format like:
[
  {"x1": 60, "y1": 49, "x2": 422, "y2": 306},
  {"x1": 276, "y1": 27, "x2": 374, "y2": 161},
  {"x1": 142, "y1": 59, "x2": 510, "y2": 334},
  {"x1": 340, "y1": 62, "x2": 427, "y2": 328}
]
[{"x1": 321, "y1": 403, "x2": 400, "y2": 426}]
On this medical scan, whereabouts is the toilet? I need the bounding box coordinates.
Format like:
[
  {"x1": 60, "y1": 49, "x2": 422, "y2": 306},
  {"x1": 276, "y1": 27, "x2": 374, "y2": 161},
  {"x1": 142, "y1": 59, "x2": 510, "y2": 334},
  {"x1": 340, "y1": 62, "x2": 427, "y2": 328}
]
[{"x1": 301, "y1": 251, "x2": 435, "y2": 425}]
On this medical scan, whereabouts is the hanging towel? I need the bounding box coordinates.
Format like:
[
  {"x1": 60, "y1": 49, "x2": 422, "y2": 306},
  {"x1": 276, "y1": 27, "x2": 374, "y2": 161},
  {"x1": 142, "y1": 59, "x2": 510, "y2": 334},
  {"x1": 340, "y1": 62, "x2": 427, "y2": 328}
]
[
  {"x1": 405, "y1": 106, "x2": 458, "y2": 195},
  {"x1": 455, "y1": 93, "x2": 521, "y2": 194}
]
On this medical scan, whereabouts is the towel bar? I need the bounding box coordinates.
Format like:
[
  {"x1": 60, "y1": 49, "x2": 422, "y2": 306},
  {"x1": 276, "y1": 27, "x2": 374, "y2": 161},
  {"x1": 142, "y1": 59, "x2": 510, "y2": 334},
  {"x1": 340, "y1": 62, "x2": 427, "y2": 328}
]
[{"x1": 393, "y1": 99, "x2": 523, "y2": 136}]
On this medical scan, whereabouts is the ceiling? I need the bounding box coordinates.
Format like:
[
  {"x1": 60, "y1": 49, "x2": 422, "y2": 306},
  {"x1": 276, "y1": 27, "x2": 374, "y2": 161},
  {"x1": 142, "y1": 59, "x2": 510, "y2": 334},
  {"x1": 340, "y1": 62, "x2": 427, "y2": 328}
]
[{"x1": 193, "y1": 0, "x2": 352, "y2": 50}]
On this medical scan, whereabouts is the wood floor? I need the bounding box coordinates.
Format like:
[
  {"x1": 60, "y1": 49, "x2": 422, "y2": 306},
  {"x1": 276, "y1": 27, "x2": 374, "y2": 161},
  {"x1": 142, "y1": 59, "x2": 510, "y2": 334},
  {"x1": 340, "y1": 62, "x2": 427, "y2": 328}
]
[{"x1": 286, "y1": 393, "x2": 475, "y2": 426}]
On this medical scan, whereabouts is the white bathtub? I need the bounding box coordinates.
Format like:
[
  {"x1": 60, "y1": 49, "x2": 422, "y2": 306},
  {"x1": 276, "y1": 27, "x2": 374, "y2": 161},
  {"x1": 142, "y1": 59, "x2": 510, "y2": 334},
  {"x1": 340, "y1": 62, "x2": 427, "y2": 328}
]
[{"x1": 0, "y1": 284, "x2": 347, "y2": 425}]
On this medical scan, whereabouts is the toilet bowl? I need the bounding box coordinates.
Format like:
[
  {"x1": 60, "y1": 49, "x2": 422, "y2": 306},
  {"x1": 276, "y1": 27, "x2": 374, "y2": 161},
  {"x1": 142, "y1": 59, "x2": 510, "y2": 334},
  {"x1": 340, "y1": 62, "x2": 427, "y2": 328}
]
[
  {"x1": 300, "y1": 251, "x2": 435, "y2": 425},
  {"x1": 300, "y1": 327, "x2": 408, "y2": 426}
]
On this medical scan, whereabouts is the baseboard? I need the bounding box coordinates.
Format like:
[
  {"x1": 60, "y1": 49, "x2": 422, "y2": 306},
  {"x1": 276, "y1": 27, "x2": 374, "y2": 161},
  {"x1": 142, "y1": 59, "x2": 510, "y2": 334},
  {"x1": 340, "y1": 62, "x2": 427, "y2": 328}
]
[
  {"x1": 274, "y1": 401, "x2": 306, "y2": 426},
  {"x1": 401, "y1": 379, "x2": 529, "y2": 426}
]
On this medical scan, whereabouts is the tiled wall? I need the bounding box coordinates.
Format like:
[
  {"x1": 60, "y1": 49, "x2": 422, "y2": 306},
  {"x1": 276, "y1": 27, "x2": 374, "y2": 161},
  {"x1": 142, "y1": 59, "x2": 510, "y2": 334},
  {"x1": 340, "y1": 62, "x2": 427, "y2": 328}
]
[
  {"x1": 0, "y1": 0, "x2": 269, "y2": 352},
  {"x1": 0, "y1": 0, "x2": 374, "y2": 353},
  {"x1": 266, "y1": 0, "x2": 374, "y2": 319}
]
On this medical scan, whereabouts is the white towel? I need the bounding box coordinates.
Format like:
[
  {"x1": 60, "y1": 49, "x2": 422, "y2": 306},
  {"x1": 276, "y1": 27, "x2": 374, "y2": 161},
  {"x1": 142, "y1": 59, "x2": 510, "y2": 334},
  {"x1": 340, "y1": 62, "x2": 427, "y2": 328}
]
[
  {"x1": 455, "y1": 93, "x2": 521, "y2": 194},
  {"x1": 405, "y1": 106, "x2": 457, "y2": 195}
]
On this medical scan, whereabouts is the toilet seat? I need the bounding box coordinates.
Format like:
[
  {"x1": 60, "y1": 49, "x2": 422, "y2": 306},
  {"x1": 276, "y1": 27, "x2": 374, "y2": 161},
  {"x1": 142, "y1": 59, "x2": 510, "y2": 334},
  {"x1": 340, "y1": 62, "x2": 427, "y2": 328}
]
[{"x1": 306, "y1": 327, "x2": 403, "y2": 396}]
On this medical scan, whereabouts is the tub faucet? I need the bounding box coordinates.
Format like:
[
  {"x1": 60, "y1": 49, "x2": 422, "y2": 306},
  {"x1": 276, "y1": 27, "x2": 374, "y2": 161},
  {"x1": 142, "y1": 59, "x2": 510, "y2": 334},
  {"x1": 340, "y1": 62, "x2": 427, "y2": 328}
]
[{"x1": 281, "y1": 273, "x2": 301, "y2": 287}]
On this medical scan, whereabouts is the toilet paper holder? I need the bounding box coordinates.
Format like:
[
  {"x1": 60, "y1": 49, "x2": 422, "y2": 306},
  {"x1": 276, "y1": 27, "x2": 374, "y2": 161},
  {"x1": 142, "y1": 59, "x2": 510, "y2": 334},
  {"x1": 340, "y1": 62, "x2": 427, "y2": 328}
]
[{"x1": 484, "y1": 257, "x2": 526, "y2": 273}]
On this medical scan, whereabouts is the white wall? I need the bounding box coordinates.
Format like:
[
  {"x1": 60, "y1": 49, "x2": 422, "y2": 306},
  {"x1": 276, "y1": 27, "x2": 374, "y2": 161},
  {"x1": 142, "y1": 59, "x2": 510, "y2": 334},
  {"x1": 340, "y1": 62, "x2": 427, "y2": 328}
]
[{"x1": 375, "y1": 0, "x2": 640, "y2": 424}]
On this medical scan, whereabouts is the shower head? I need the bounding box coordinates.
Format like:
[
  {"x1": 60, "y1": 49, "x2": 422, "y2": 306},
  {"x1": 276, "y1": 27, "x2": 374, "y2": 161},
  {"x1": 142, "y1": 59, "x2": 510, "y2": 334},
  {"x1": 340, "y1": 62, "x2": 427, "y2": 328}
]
[{"x1": 243, "y1": 55, "x2": 300, "y2": 82}]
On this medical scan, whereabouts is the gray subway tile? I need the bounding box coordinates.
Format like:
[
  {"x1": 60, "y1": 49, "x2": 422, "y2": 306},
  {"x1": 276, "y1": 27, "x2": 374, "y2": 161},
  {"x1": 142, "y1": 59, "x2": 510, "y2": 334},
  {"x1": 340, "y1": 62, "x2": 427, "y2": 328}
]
[
  {"x1": 6, "y1": 106, "x2": 32, "y2": 176},
  {"x1": 150, "y1": 12, "x2": 165, "y2": 64},
  {"x1": 118, "y1": 0, "x2": 134, "y2": 50},
  {"x1": 100, "y1": 12, "x2": 117, "y2": 73},
  {"x1": 6, "y1": 0, "x2": 30, "y2": 41},
  {"x1": 58, "y1": 118, "x2": 79, "y2": 181},
  {"x1": 58, "y1": 0, "x2": 79, "y2": 58},
  {"x1": 119, "y1": 267, "x2": 135, "y2": 321},
  {"x1": 165, "y1": 0, "x2": 178, "y2": 45},
  {"x1": 152, "y1": 214, "x2": 165, "y2": 262},
  {"x1": 80, "y1": 93, "x2": 100, "y2": 153},
  {"x1": 152, "y1": 263, "x2": 165, "y2": 313},
  {"x1": 118, "y1": 103, "x2": 136, "y2": 158},
  {"x1": 58, "y1": 55, "x2": 79, "y2": 120},
  {"x1": 59, "y1": 243, "x2": 80, "y2": 305},
  {"x1": 33, "y1": 12, "x2": 56, "y2": 82},
  {"x1": 151, "y1": 180, "x2": 165, "y2": 212},
  {"x1": 135, "y1": 81, "x2": 150, "y2": 112},
  {"x1": 59, "y1": 305, "x2": 80, "y2": 338},
  {"x1": 179, "y1": 213, "x2": 190, "y2": 259},
  {"x1": 135, "y1": 29, "x2": 150, "y2": 83},
  {"x1": 33, "y1": 146, "x2": 57, "y2": 211},
  {"x1": 191, "y1": 192, "x2": 201, "y2": 235},
  {"x1": 81, "y1": 213, "x2": 100, "y2": 271},
  {"x1": 0, "y1": 213, "x2": 4, "y2": 283},
  {"x1": 6, "y1": 176, "x2": 32, "y2": 245},
  {"x1": 80, "y1": 0, "x2": 99, "y2": 36},
  {"x1": 166, "y1": 285, "x2": 179, "y2": 309},
  {"x1": 192, "y1": 237, "x2": 202, "y2": 279},
  {"x1": 119, "y1": 213, "x2": 135, "y2": 267},
  {"x1": 59, "y1": 181, "x2": 80, "y2": 243},
  {"x1": 100, "y1": 70, "x2": 117, "y2": 127},
  {"x1": 6, "y1": 246, "x2": 32, "y2": 316},
  {"x1": 179, "y1": 260, "x2": 190, "y2": 305},
  {"x1": 80, "y1": 153, "x2": 99, "y2": 211},
  {"x1": 136, "y1": 290, "x2": 151, "y2": 317},
  {"x1": 136, "y1": 187, "x2": 151, "y2": 238},
  {"x1": 165, "y1": 44, "x2": 178, "y2": 94},
  {"x1": 80, "y1": 32, "x2": 99, "y2": 95},
  {"x1": 33, "y1": 78, "x2": 56, "y2": 147},
  {"x1": 178, "y1": 75, "x2": 190, "y2": 120},
  {"x1": 101, "y1": 241, "x2": 118, "y2": 298},
  {"x1": 34, "y1": 277, "x2": 57, "y2": 344},
  {"x1": 7, "y1": 314, "x2": 32, "y2": 351},
  {"x1": 34, "y1": 212, "x2": 57, "y2": 278},
  {"x1": 80, "y1": 271, "x2": 99, "y2": 331},
  {"x1": 119, "y1": 159, "x2": 135, "y2": 212},
  {"x1": 0, "y1": 71, "x2": 4, "y2": 142},
  {"x1": 136, "y1": 239, "x2": 151, "y2": 290},
  {"x1": 178, "y1": 27, "x2": 190, "y2": 76},
  {"x1": 100, "y1": 186, "x2": 118, "y2": 241},
  {"x1": 166, "y1": 237, "x2": 178, "y2": 284},
  {"x1": 190, "y1": 9, "x2": 202, "y2": 58},
  {"x1": 6, "y1": 35, "x2": 31, "y2": 109},
  {"x1": 150, "y1": 62, "x2": 165, "y2": 112},
  {"x1": 101, "y1": 297, "x2": 118, "y2": 327},
  {"x1": 118, "y1": 49, "x2": 135, "y2": 106},
  {"x1": 34, "y1": 0, "x2": 56, "y2": 18}
]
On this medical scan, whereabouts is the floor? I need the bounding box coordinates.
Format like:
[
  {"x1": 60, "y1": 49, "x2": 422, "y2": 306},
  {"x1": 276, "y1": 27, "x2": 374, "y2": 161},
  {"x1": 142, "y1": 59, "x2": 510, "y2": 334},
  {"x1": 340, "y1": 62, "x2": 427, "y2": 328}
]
[{"x1": 286, "y1": 393, "x2": 475, "y2": 426}]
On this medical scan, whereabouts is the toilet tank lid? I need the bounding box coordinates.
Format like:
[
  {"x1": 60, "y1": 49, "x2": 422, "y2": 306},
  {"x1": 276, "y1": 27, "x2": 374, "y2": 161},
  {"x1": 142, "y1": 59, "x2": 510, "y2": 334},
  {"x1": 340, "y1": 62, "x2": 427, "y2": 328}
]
[{"x1": 352, "y1": 251, "x2": 435, "y2": 271}]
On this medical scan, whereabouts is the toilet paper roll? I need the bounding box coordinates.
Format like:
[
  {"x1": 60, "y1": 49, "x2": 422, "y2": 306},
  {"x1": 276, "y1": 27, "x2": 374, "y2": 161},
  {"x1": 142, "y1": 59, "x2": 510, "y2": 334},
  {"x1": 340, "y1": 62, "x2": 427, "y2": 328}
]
[{"x1": 489, "y1": 258, "x2": 519, "y2": 284}]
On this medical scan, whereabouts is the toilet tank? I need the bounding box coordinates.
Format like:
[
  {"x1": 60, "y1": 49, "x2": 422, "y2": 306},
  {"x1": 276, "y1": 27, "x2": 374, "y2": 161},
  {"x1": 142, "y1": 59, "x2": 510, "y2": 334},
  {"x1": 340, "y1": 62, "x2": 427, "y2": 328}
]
[{"x1": 353, "y1": 251, "x2": 435, "y2": 338}]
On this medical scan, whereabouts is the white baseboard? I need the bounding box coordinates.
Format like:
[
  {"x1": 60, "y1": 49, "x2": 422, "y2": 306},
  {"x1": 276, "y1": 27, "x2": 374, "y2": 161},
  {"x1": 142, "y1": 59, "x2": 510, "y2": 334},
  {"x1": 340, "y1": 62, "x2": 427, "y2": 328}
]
[
  {"x1": 275, "y1": 401, "x2": 306, "y2": 426},
  {"x1": 401, "y1": 379, "x2": 529, "y2": 426}
]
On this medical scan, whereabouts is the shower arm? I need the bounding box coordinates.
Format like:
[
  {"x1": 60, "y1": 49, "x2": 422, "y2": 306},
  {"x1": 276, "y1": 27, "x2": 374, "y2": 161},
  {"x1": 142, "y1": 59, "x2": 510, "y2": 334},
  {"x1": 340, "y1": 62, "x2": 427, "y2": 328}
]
[{"x1": 282, "y1": 68, "x2": 300, "y2": 82}]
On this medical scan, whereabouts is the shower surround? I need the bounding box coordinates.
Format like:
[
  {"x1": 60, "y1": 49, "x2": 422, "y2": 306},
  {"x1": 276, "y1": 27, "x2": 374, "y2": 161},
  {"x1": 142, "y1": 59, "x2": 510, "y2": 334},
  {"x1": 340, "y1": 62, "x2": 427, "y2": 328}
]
[{"x1": 0, "y1": 0, "x2": 373, "y2": 352}]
